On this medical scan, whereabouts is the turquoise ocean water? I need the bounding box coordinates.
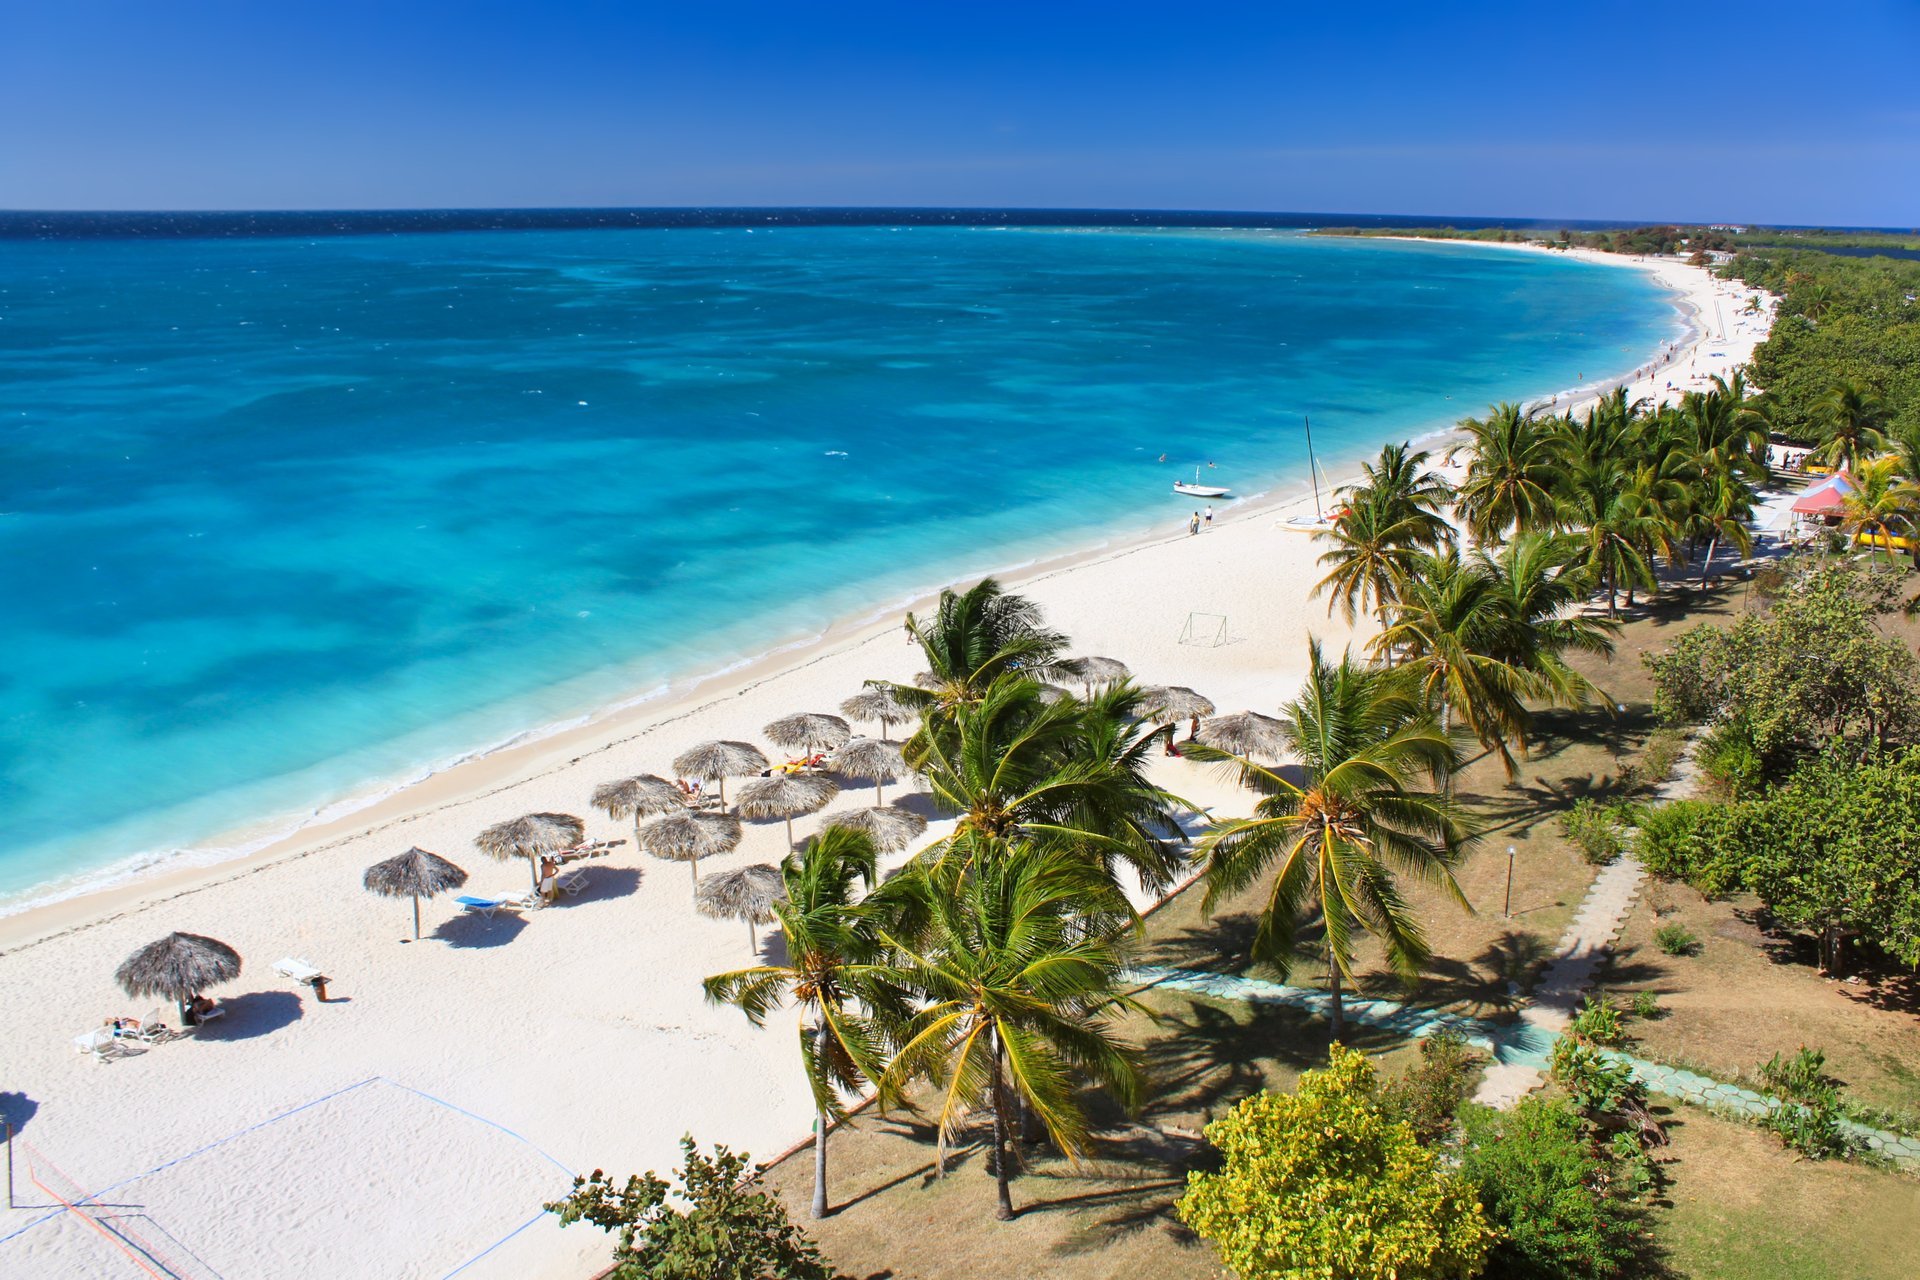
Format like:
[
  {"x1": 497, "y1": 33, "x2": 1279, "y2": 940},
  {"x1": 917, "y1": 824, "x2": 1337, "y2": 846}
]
[{"x1": 0, "y1": 225, "x2": 1678, "y2": 906}]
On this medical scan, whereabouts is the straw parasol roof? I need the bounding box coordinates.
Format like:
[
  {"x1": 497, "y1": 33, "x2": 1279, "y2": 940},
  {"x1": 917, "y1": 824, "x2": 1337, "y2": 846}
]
[
  {"x1": 363, "y1": 846, "x2": 469, "y2": 940},
  {"x1": 115, "y1": 931, "x2": 242, "y2": 1025},
  {"x1": 1034, "y1": 682, "x2": 1071, "y2": 705},
  {"x1": 823, "y1": 804, "x2": 928, "y2": 854},
  {"x1": 1066, "y1": 655, "x2": 1131, "y2": 692},
  {"x1": 637, "y1": 810, "x2": 743, "y2": 888},
  {"x1": 476, "y1": 812, "x2": 586, "y2": 892},
  {"x1": 591, "y1": 775, "x2": 685, "y2": 839},
  {"x1": 737, "y1": 773, "x2": 840, "y2": 850},
  {"x1": 764, "y1": 712, "x2": 852, "y2": 754},
  {"x1": 840, "y1": 685, "x2": 917, "y2": 741},
  {"x1": 1140, "y1": 685, "x2": 1217, "y2": 739},
  {"x1": 695, "y1": 864, "x2": 787, "y2": 952},
  {"x1": 1198, "y1": 711, "x2": 1288, "y2": 758},
  {"x1": 830, "y1": 737, "x2": 908, "y2": 804},
  {"x1": 671, "y1": 740, "x2": 770, "y2": 807}
]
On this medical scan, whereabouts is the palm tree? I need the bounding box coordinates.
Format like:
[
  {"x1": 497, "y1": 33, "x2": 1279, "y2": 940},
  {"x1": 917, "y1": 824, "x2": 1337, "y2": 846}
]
[
  {"x1": 876, "y1": 843, "x2": 1144, "y2": 1220},
  {"x1": 1675, "y1": 374, "x2": 1769, "y2": 482},
  {"x1": 703, "y1": 828, "x2": 907, "y2": 1219},
  {"x1": 1474, "y1": 532, "x2": 1617, "y2": 709},
  {"x1": 1690, "y1": 467, "x2": 1757, "y2": 587},
  {"x1": 890, "y1": 579, "x2": 1067, "y2": 711},
  {"x1": 1189, "y1": 642, "x2": 1472, "y2": 1039},
  {"x1": 1809, "y1": 380, "x2": 1891, "y2": 475},
  {"x1": 1838, "y1": 456, "x2": 1920, "y2": 562},
  {"x1": 1354, "y1": 441, "x2": 1454, "y2": 531},
  {"x1": 1313, "y1": 489, "x2": 1439, "y2": 634},
  {"x1": 1456, "y1": 402, "x2": 1560, "y2": 543},
  {"x1": 1369, "y1": 548, "x2": 1540, "y2": 777},
  {"x1": 907, "y1": 675, "x2": 1184, "y2": 896},
  {"x1": 1554, "y1": 452, "x2": 1662, "y2": 618}
]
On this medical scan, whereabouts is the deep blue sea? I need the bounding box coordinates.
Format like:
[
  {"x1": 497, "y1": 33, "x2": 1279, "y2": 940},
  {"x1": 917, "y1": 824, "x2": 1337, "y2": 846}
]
[{"x1": 0, "y1": 224, "x2": 1678, "y2": 906}]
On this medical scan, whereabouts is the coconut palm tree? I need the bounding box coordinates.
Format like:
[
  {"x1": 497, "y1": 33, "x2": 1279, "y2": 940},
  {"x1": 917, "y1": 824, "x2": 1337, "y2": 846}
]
[
  {"x1": 1456, "y1": 403, "x2": 1560, "y2": 543},
  {"x1": 1353, "y1": 441, "x2": 1454, "y2": 533},
  {"x1": 1555, "y1": 454, "x2": 1661, "y2": 618},
  {"x1": 1189, "y1": 642, "x2": 1472, "y2": 1040},
  {"x1": 1689, "y1": 467, "x2": 1758, "y2": 587},
  {"x1": 908, "y1": 675, "x2": 1184, "y2": 896},
  {"x1": 875, "y1": 842, "x2": 1144, "y2": 1220},
  {"x1": 1809, "y1": 380, "x2": 1891, "y2": 475},
  {"x1": 1370, "y1": 548, "x2": 1540, "y2": 777},
  {"x1": 702, "y1": 827, "x2": 907, "y2": 1220},
  {"x1": 889, "y1": 579, "x2": 1067, "y2": 711},
  {"x1": 1474, "y1": 532, "x2": 1617, "y2": 710},
  {"x1": 1839, "y1": 455, "x2": 1920, "y2": 562},
  {"x1": 1312, "y1": 489, "x2": 1437, "y2": 633}
]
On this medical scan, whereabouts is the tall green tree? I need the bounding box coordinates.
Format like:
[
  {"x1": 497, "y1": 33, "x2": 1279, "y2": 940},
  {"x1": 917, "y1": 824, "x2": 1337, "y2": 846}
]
[
  {"x1": 876, "y1": 843, "x2": 1144, "y2": 1220},
  {"x1": 1192, "y1": 642, "x2": 1472, "y2": 1038},
  {"x1": 1456, "y1": 402, "x2": 1561, "y2": 543},
  {"x1": 889, "y1": 578, "x2": 1067, "y2": 711},
  {"x1": 1838, "y1": 455, "x2": 1920, "y2": 561},
  {"x1": 1370, "y1": 548, "x2": 1540, "y2": 776},
  {"x1": 703, "y1": 827, "x2": 905, "y2": 1219},
  {"x1": 1475, "y1": 532, "x2": 1617, "y2": 711},
  {"x1": 1809, "y1": 380, "x2": 1891, "y2": 474},
  {"x1": 906, "y1": 674, "x2": 1185, "y2": 896}
]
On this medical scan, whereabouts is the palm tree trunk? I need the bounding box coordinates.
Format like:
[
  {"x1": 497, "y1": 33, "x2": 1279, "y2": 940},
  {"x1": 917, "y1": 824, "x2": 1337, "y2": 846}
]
[
  {"x1": 812, "y1": 1104, "x2": 830, "y2": 1219},
  {"x1": 992, "y1": 1033, "x2": 1015, "y2": 1221},
  {"x1": 1700, "y1": 535, "x2": 1719, "y2": 590},
  {"x1": 1328, "y1": 964, "x2": 1345, "y2": 1043}
]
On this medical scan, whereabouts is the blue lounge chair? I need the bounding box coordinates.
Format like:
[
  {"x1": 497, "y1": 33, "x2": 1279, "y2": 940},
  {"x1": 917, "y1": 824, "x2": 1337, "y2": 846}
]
[{"x1": 455, "y1": 893, "x2": 528, "y2": 919}]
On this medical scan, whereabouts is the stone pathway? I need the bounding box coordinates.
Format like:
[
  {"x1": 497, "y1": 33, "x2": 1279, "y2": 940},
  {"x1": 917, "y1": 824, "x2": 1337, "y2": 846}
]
[{"x1": 1126, "y1": 963, "x2": 1920, "y2": 1169}]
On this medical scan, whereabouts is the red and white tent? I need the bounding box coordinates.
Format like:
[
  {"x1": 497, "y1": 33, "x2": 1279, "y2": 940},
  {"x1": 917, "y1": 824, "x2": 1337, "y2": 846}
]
[{"x1": 1791, "y1": 471, "x2": 1856, "y2": 516}]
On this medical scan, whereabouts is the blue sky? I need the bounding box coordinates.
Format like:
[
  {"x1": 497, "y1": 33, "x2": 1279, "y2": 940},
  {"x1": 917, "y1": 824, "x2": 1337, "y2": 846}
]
[{"x1": 3, "y1": 1, "x2": 1914, "y2": 225}]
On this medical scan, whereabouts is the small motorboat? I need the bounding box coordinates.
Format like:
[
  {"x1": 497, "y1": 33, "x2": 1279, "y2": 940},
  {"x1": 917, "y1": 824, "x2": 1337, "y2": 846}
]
[{"x1": 1173, "y1": 466, "x2": 1230, "y2": 498}]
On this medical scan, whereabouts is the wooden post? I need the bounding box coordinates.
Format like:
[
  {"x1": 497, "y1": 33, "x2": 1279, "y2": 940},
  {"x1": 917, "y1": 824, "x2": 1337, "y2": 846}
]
[{"x1": 1503, "y1": 846, "x2": 1517, "y2": 918}]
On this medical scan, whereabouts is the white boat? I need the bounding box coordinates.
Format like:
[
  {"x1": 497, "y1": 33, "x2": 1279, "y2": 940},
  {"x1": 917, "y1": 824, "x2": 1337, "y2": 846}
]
[{"x1": 1173, "y1": 467, "x2": 1230, "y2": 498}]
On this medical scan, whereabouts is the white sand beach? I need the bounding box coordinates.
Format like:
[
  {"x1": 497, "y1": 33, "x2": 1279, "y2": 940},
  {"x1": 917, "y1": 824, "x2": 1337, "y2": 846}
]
[{"x1": 0, "y1": 249, "x2": 1773, "y2": 1279}]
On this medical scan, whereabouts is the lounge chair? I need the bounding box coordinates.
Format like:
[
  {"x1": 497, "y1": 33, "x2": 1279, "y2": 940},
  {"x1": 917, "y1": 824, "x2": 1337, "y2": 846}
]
[
  {"x1": 73, "y1": 1024, "x2": 146, "y2": 1063},
  {"x1": 273, "y1": 956, "x2": 333, "y2": 1000},
  {"x1": 129, "y1": 1008, "x2": 176, "y2": 1044},
  {"x1": 556, "y1": 867, "x2": 589, "y2": 897},
  {"x1": 456, "y1": 893, "x2": 537, "y2": 919}
]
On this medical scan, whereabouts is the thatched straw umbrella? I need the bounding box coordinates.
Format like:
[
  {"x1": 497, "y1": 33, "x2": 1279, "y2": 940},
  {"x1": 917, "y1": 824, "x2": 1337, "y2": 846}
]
[
  {"x1": 1066, "y1": 655, "x2": 1131, "y2": 694},
  {"x1": 840, "y1": 685, "x2": 916, "y2": 741},
  {"x1": 363, "y1": 846, "x2": 469, "y2": 940},
  {"x1": 476, "y1": 812, "x2": 585, "y2": 893},
  {"x1": 764, "y1": 712, "x2": 852, "y2": 755},
  {"x1": 591, "y1": 775, "x2": 685, "y2": 838},
  {"x1": 736, "y1": 773, "x2": 839, "y2": 851},
  {"x1": 695, "y1": 864, "x2": 786, "y2": 952},
  {"x1": 1140, "y1": 685, "x2": 1218, "y2": 740},
  {"x1": 822, "y1": 804, "x2": 928, "y2": 854},
  {"x1": 115, "y1": 931, "x2": 242, "y2": 1027},
  {"x1": 637, "y1": 811, "x2": 743, "y2": 889},
  {"x1": 1199, "y1": 711, "x2": 1287, "y2": 759},
  {"x1": 672, "y1": 741, "x2": 769, "y2": 808},
  {"x1": 1034, "y1": 682, "x2": 1071, "y2": 705},
  {"x1": 830, "y1": 737, "x2": 907, "y2": 805}
]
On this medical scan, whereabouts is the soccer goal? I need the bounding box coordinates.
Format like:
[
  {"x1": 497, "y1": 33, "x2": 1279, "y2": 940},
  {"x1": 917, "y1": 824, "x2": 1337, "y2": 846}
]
[{"x1": 1178, "y1": 612, "x2": 1228, "y2": 647}]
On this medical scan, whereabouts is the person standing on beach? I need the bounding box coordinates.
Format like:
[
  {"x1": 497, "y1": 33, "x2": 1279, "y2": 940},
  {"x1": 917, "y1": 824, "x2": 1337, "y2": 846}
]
[
  {"x1": 1204, "y1": 505, "x2": 1214, "y2": 527},
  {"x1": 1188, "y1": 512, "x2": 1200, "y2": 536}
]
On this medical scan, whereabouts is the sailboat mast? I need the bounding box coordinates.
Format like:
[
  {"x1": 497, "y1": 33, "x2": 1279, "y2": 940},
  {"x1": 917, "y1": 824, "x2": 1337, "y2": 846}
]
[{"x1": 1303, "y1": 414, "x2": 1323, "y2": 521}]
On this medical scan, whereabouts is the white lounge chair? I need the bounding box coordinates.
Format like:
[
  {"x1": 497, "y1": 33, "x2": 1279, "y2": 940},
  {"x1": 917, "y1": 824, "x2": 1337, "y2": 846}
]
[
  {"x1": 273, "y1": 957, "x2": 324, "y2": 984},
  {"x1": 556, "y1": 867, "x2": 588, "y2": 897},
  {"x1": 73, "y1": 1025, "x2": 146, "y2": 1063}
]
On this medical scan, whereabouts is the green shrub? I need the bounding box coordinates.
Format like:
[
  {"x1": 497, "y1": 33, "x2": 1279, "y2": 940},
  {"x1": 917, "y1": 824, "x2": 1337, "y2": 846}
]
[
  {"x1": 1634, "y1": 800, "x2": 1713, "y2": 882},
  {"x1": 1559, "y1": 799, "x2": 1627, "y2": 865},
  {"x1": 1177, "y1": 1047, "x2": 1492, "y2": 1280},
  {"x1": 1379, "y1": 1029, "x2": 1481, "y2": 1144},
  {"x1": 546, "y1": 1136, "x2": 838, "y2": 1280},
  {"x1": 1550, "y1": 1040, "x2": 1643, "y2": 1115},
  {"x1": 1760, "y1": 1046, "x2": 1832, "y2": 1102},
  {"x1": 1700, "y1": 716, "x2": 1767, "y2": 798},
  {"x1": 1761, "y1": 1099, "x2": 1855, "y2": 1160},
  {"x1": 1654, "y1": 922, "x2": 1700, "y2": 956},
  {"x1": 1569, "y1": 994, "x2": 1626, "y2": 1047},
  {"x1": 1637, "y1": 728, "x2": 1689, "y2": 789},
  {"x1": 1458, "y1": 1098, "x2": 1647, "y2": 1280},
  {"x1": 1630, "y1": 990, "x2": 1660, "y2": 1020}
]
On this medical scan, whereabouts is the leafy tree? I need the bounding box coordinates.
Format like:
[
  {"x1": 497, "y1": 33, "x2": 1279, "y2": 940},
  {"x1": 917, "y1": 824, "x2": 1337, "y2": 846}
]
[
  {"x1": 1313, "y1": 485, "x2": 1442, "y2": 632},
  {"x1": 1457, "y1": 1098, "x2": 1646, "y2": 1280},
  {"x1": 1193, "y1": 642, "x2": 1471, "y2": 1039},
  {"x1": 875, "y1": 843, "x2": 1144, "y2": 1220},
  {"x1": 1712, "y1": 749, "x2": 1920, "y2": 974},
  {"x1": 703, "y1": 827, "x2": 905, "y2": 1219},
  {"x1": 1176, "y1": 1047, "x2": 1492, "y2": 1280},
  {"x1": 1455, "y1": 402, "x2": 1562, "y2": 544},
  {"x1": 1378, "y1": 1028, "x2": 1481, "y2": 1144},
  {"x1": 1645, "y1": 557, "x2": 1920, "y2": 776},
  {"x1": 547, "y1": 1136, "x2": 838, "y2": 1280}
]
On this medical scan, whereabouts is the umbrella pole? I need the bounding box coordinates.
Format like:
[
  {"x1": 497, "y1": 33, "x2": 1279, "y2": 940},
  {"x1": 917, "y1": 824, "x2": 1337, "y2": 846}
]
[
  {"x1": 529, "y1": 854, "x2": 541, "y2": 894},
  {"x1": 412, "y1": 894, "x2": 421, "y2": 941},
  {"x1": 785, "y1": 815, "x2": 795, "y2": 850},
  {"x1": 746, "y1": 918, "x2": 755, "y2": 952},
  {"x1": 875, "y1": 781, "x2": 884, "y2": 805},
  {"x1": 690, "y1": 857, "x2": 700, "y2": 890},
  {"x1": 718, "y1": 777, "x2": 727, "y2": 808}
]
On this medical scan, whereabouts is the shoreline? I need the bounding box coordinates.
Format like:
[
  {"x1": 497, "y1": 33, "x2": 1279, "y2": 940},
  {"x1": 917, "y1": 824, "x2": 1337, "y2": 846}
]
[{"x1": 0, "y1": 242, "x2": 1746, "y2": 951}]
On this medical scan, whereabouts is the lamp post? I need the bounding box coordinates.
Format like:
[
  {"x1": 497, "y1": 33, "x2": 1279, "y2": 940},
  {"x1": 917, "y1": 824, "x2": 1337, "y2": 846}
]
[{"x1": 1503, "y1": 845, "x2": 1517, "y2": 918}]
